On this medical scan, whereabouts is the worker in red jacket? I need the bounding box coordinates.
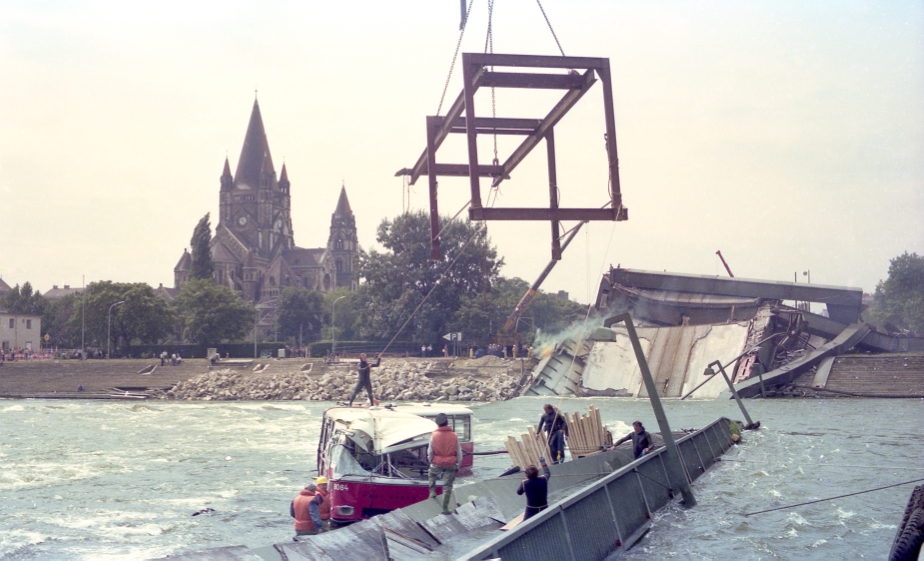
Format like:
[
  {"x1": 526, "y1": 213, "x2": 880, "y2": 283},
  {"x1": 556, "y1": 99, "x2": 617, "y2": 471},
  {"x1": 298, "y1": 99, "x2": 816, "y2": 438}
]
[
  {"x1": 290, "y1": 482, "x2": 324, "y2": 539},
  {"x1": 427, "y1": 412, "x2": 463, "y2": 515},
  {"x1": 315, "y1": 476, "x2": 331, "y2": 531}
]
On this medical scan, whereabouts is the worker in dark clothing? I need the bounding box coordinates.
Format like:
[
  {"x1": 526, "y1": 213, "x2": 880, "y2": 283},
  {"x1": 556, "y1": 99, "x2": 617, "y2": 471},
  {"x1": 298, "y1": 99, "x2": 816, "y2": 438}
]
[
  {"x1": 516, "y1": 457, "x2": 551, "y2": 520},
  {"x1": 348, "y1": 352, "x2": 381, "y2": 407},
  {"x1": 536, "y1": 404, "x2": 569, "y2": 464},
  {"x1": 612, "y1": 421, "x2": 652, "y2": 459}
]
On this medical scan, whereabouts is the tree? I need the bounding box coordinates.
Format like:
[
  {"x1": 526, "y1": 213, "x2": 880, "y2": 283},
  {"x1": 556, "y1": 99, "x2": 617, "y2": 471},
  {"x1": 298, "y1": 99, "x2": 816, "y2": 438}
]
[
  {"x1": 1, "y1": 282, "x2": 47, "y2": 316},
  {"x1": 189, "y1": 213, "x2": 214, "y2": 281},
  {"x1": 276, "y1": 287, "x2": 323, "y2": 343},
  {"x1": 866, "y1": 252, "x2": 924, "y2": 334},
  {"x1": 43, "y1": 293, "x2": 81, "y2": 348},
  {"x1": 451, "y1": 276, "x2": 589, "y2": 346},
  {"x1": 323, "y1": 287, "x2": 365, "y2": 341},
  {"x1": 78, "y1": 281, "x2": 176, "y2": 349},
  {"x1": 172, "y1": 279, "x2": 255, "y2": 345},
  {"x1": 357, "y1": 211, "x2": 502, "y2": 345}
]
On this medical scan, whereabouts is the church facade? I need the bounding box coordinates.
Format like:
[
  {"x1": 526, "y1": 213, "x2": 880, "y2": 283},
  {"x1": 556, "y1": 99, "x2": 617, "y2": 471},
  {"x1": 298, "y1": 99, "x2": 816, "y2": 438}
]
[{"x1": 173, "y1": 100, "x2": 358, "y2": 306}]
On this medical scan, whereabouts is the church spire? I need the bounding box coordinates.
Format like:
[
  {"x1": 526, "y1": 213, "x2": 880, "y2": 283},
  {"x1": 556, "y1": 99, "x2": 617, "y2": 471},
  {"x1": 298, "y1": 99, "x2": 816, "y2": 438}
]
[
  {"x1": 334, "y1": 184, "x2": 352, "y2": 215},
  {"x1": 220, "y1": 157, "x2": 233, "y2": 191},
  {"x1": 234, "y1": 100, "x2": 275, "y2": 189}
]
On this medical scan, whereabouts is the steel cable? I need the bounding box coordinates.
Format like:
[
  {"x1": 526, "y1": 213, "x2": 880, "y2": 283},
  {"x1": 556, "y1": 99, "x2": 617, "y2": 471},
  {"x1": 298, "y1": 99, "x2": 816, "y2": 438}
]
[{"x1": 744, "y1": 477, "x2": 924, "y2": 516}]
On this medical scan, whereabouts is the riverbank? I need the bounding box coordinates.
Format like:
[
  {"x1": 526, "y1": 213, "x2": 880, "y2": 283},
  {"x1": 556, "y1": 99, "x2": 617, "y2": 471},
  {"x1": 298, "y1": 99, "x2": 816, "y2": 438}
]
[{"x1": 0, "y1": 356, "x2": 526, "y2": 402}]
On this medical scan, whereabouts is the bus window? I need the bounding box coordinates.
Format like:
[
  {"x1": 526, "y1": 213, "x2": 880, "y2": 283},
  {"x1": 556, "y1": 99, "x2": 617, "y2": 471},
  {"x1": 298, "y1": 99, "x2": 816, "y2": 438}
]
[{"x1": 450, "y1": 416, "x2": 471, "y2": 442}]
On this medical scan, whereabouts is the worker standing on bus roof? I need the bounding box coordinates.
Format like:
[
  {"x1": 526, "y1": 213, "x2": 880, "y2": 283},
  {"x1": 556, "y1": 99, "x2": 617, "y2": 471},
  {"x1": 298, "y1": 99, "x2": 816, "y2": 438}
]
[
  {"x1": 427, "y1": 412, "x2": 463, "y2": 515},
  {"x1": 537, "y1": 404, "x2": 569, "y2": 464},
  {"x1": 348, "y1": 352, "x2": 380, "y2": 407}
]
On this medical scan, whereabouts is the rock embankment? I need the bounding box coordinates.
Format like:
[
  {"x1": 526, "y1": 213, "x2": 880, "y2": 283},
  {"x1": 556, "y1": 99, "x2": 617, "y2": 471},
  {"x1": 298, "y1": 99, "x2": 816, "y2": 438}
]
[{"x1": 162, "y1": 359, "x2": 519, "y2": 402}]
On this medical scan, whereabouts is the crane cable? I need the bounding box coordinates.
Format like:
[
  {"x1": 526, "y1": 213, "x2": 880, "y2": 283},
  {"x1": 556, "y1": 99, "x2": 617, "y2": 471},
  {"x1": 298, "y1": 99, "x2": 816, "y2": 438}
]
[
  {"x1": 536, "y1": 0, "x2": 565, "y2": 56},
  {"x1": 437, "y1": 0, "x2": 476, "y2": 116}
]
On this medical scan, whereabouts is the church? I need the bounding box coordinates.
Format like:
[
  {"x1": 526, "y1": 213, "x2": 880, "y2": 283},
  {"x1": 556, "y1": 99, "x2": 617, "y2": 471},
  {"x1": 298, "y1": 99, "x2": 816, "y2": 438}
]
[{"x1": 172, "y1": 100, "x2": 358, "y2": 306}]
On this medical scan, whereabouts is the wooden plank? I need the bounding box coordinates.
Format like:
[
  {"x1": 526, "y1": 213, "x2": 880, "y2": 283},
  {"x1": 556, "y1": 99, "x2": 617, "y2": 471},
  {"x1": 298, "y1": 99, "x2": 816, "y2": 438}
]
[{"x1": 501, "y1": 512, "x2": 525, "y2": 531}]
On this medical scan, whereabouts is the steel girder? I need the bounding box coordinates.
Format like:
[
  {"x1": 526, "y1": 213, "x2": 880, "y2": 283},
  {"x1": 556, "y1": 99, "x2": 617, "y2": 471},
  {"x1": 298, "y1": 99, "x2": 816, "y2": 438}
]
[{"x1": 396, "y1": 53, "x2": 628, "y2": 259}]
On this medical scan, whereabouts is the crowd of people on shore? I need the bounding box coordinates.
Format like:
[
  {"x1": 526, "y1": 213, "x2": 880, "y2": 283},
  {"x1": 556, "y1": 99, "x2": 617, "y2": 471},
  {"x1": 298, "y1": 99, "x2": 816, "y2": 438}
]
[{"x1": 0, "y1": 347, "x2": 54, "y2": 362}]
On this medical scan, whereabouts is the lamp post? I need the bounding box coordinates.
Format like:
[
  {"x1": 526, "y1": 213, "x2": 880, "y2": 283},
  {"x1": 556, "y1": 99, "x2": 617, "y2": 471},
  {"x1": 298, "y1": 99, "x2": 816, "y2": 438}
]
[
  {"x1": 107, "y1": 301, "x2": 125, "y2": 359},
  {"x1": 331, "y1": 295, "x2": 346, "y2": 360}
]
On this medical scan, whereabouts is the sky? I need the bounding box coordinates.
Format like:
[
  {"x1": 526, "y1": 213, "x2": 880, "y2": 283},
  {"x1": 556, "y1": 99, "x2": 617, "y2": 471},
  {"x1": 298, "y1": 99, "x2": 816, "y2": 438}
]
[{"x1": 1, "y1": 0, "x2": 922, "y2": 304}]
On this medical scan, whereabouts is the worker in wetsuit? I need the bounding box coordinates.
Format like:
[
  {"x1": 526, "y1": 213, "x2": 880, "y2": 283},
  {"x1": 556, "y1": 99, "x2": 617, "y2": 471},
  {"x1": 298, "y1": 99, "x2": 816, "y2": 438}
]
[
  {"x1": 516, "y1": 457, "x2": 551, "y2": 520},
  {"x1": 347, "y1": 352, "x2": 381, "y2": 407},
  {"x1": 612, "y1": 421, "x2": 652, "y2": 459},
  {"x1": 537, "y1": 404, "x2": 569, "y2": 464}
]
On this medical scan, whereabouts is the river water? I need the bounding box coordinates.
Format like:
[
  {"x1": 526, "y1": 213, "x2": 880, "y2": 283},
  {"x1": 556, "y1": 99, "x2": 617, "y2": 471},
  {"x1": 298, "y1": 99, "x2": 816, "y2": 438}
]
[{"x1": 1, "y1": 396, "x2": 921, "y2": 560}]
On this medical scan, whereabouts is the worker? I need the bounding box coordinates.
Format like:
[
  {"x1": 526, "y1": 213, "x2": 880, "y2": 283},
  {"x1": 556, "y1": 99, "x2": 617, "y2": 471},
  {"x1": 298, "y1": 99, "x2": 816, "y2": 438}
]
[
  {"x1": 289, "y1": 482, "x2": 324, "y2": 539},
  {"x1": 427, "y1": 412, "x2": 463, "y2": 515},
  {"x1": 612, "y1": 421, "x2": 652, "y2": 459},
  {"x1": 347, "y1": 352, "x2": 381, "y2": 407},
  {"x1": 517, "y1": 457, "x2": 551, "y2": 520},
  {"x1": 536, "y1": 404, "x2": 569, "y2": 464},
  {"x1": 315, "y1": 476, "x2": 331, "y2": 531}
]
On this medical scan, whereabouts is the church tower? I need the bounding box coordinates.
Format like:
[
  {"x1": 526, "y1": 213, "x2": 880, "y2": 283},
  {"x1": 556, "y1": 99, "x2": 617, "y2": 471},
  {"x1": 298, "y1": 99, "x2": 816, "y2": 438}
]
[
  {"x1": 328, "y1": 185, "x2": 359, "y2": 290},
  {"x1": 222, "y1": 99, "x2": 294, "y2": 257}
]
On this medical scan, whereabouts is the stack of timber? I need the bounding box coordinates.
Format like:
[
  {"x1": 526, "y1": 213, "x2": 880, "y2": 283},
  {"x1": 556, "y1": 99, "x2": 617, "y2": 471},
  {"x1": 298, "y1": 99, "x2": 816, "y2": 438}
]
[
  {"x1": 504, "y1": 426, "x2": 553, "y2": 471},
  {"x1": 564, "y1": 404, "x2": 613, "y2": 459}
]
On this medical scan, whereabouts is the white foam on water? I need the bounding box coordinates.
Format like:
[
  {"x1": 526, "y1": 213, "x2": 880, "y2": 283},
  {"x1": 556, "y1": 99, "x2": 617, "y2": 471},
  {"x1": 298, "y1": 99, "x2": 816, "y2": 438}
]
[
  {"x1": 767, "y1": 489, "x2": 782, "y2": 498},
  {"x1": 1, "y1": 404, "x2": 27, "y2": 412},
  {"x1": 808, "y1": 539, "x2": 828, "y2": 548},
  {"x1": 836, "y1": 508, "x2": 856, "y2": 519},
  {"x1": 787, "y1": 512, "x2": 808, "y2": 526}
]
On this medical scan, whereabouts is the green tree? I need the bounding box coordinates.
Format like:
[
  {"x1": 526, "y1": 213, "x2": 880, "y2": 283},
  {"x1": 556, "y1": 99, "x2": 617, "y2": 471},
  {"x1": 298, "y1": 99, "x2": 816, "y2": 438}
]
[
  {"x1": 172, "y1": 279, "x2": 255, "y2": 345},
  {"x1": 357, "y1": 211, "x2": 502, "y2": 346},
  {"x1": 451, "y1": 277, "x2": 589, "y2": 346},
  {"x1": 276, "y1": 287, "x2": 323, "y2": 343},
  {"x1": 323, "y1": 287, "x2": 365, "y2": 341},
  {"x1": 43, "y1": 293, "x2": 81, "y2": 348},
  {"x1": 78, "y1": 281, "x2": 176, "y2": 349},
  {"x1": 866, "y1": 252, "x2": 924, "y2": 333},
  {"x1": 1, "y1": 282, "x2": 47, "y2": 316},
  {"x1": 189, "y1": 213, "x2": 214, "y2": 281}
]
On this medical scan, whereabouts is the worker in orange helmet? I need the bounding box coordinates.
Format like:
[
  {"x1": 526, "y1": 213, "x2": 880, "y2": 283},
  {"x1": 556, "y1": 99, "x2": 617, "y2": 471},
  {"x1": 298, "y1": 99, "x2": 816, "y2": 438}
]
[{"x1": 315, "y1": 476, "x2": 331, "y2": 531}]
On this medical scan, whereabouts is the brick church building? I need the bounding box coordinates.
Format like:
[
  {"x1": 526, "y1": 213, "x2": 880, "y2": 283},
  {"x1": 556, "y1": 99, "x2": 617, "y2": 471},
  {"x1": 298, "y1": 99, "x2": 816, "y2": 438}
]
[{"x1": 172, "y1": 100, "x2": 358, "y2": 311}]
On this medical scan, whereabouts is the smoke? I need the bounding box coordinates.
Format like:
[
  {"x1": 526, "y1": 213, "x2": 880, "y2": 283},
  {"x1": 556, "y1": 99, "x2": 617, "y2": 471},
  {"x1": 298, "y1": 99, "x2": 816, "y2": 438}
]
[{"x1": 532, "y1": 313, "x2": 606, "y2": 357}]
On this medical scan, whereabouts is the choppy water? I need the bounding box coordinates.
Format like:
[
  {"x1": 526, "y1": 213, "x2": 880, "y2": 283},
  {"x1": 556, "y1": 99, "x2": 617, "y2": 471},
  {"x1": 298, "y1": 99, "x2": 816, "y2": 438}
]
[{"x1": 1, "y1": 397, "x2": 921, "y2": 560}]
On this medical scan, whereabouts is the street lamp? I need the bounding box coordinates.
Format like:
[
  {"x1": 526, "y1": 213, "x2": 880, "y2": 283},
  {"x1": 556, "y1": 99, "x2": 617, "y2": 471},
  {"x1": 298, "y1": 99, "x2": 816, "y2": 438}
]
[
  {"x1": 107, "y1": 301, "x2": 125, "y2": 359},
  {"x1": 331, "y1": 295, "x2": 346, "y2": 360}
]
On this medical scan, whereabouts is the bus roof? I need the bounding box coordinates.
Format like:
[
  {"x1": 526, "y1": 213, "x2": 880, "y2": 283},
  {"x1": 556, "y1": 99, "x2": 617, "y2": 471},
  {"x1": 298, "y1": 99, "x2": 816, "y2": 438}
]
[
  {"x1": 387, "y1": 403, "x2": 473, "y2": 416},
  {"x1": 323, "y1": 407, "x2": 438, "y2": 454}
]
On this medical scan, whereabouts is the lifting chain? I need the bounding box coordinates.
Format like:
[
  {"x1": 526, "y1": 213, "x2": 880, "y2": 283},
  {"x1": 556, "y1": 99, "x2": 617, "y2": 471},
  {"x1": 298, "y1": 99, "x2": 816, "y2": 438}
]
[{"x1": 438, "y1": 0, "x2": 477, "y2": 116}]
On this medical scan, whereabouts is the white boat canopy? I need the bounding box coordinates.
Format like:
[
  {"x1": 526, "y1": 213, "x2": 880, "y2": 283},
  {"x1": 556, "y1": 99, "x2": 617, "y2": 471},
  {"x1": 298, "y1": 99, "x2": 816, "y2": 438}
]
[{"x1": 326, "y1": 408, "x2": 438, "y2": 455}]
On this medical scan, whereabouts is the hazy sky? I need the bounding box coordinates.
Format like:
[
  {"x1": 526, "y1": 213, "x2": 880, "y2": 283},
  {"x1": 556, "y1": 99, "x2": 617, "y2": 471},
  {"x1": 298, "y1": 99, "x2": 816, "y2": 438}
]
[{"x1": 2, "y1": 0, "x2": 922, "y2": 304}]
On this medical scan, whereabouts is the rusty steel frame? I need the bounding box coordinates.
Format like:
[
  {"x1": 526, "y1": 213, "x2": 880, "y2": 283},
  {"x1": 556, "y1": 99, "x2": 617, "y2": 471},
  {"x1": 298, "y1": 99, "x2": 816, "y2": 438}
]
[{"x1": 397, "y1": 53, "x2": 628, "y2": 259}]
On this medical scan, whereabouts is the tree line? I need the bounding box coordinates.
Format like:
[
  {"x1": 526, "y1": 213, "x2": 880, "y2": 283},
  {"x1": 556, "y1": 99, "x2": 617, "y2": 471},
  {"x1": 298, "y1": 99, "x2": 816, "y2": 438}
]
[{"x1": 35, "y1": 215, "x2": 924, "y2": 349}]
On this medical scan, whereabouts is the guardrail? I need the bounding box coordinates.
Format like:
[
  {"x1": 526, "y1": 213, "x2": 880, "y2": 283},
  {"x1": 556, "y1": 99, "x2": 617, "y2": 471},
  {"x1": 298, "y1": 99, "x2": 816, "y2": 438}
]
[{"x1": 460, "y1": 417, "x2": 735, "y2": 561}]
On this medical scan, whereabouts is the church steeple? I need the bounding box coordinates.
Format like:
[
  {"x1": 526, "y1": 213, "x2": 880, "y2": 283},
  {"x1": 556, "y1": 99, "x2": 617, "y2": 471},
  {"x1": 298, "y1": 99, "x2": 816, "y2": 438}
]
[
  {"x1": 334, "y1": 183, "x2": 351, "y2": 215},
  {"x1": 220, "y1": 157, "x2": 233, "y2": 191},
  {"x1": 234, "y1": 100, "x2": 275, "y2": 190},
  {"x1": 328, "y1": 183, "x2": 359, "y2": 290}
]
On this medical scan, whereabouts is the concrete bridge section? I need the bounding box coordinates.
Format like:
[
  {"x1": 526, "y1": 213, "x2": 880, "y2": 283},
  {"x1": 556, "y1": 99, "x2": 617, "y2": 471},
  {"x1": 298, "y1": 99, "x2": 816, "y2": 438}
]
[
  {"x1": 603, "y1": 268, "x2": 864, "y2": 325},
  {"x1": 797, "y1": 354, "x2": 924, "y2": 398}
]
